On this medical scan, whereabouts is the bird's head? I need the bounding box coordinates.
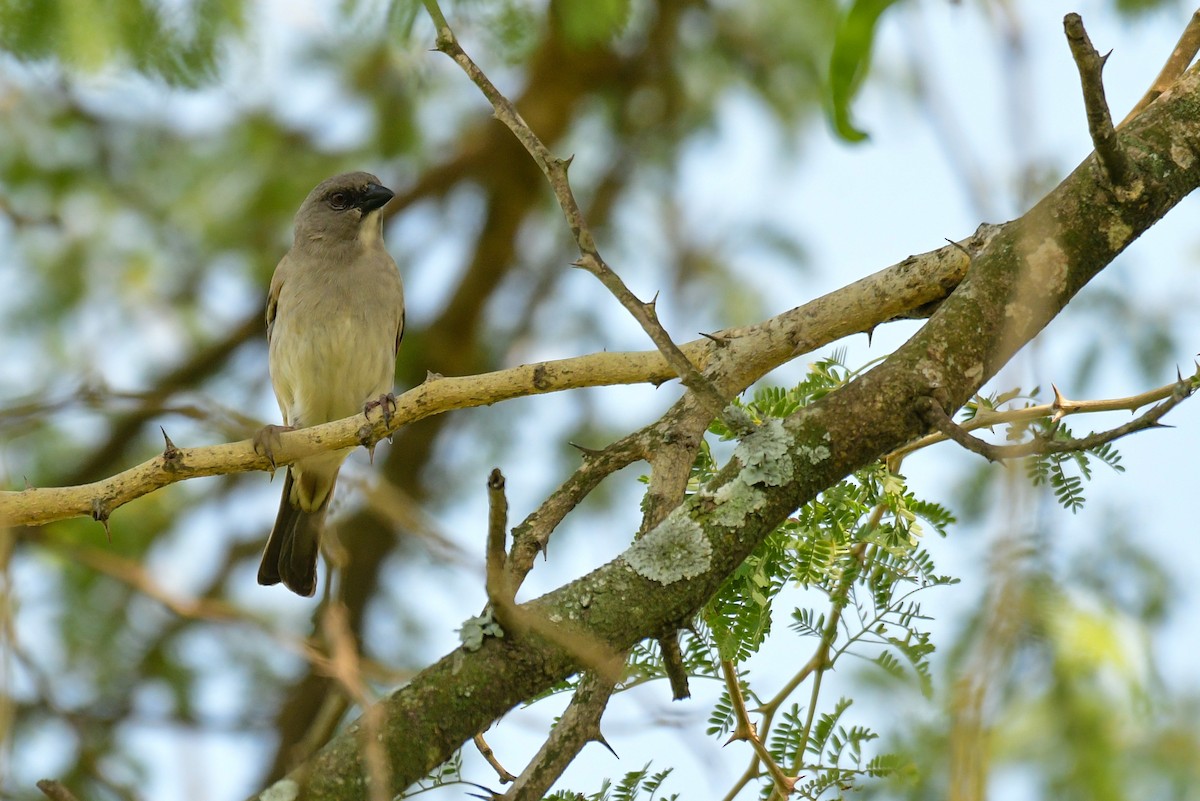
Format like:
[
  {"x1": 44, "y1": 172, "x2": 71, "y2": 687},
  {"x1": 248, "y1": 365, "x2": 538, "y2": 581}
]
[{"x1": 293, "y1": 171, "x2": 395, "y2": 246}]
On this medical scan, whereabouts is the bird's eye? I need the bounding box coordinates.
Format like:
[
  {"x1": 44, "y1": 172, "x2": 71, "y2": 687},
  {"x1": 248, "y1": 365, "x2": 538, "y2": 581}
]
[{"x1": 328, "y1": 192, "x2": 350, "y2": 210}]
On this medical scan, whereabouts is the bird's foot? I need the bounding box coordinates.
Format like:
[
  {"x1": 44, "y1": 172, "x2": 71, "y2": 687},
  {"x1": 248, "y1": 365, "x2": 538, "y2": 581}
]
[
  {"x1": 253, "y1": 424, "x2": 295, "y2": 473},
  {"x1": 363, "y1": 392, "x2": 398, "y2": 428}
]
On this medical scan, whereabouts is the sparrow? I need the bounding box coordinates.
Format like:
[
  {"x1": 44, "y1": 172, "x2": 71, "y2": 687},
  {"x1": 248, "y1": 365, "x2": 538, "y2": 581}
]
[{"x1": 256, "y1": 171, "x2": 405, "y2": 596}]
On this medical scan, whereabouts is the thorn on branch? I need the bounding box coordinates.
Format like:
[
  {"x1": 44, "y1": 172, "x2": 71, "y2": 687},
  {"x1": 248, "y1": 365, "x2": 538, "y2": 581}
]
[
  {"x1": 594, "y1": 732, "x2": 619, "y2": 758},
  {"x1": 568, "y1": 441, "x2": 604, "y2": 459},
  {"x1": 1050, "y1": 383, "x2": 1069, "y2": 423},
  {"x1": 90, "y1": 498, "x2": 111, "y2": 542},
  {"x1": 1064, "y1": 13, "x2": 1132, "y2": 187},
  {"x1": 357, "y1": 422, "x2": 380, "y2": 461},
  {"x1": 160, "y1": 426, "x2": 180, "y2": 460},
  {"x1": 944, "y1": 237, "x2": 972, "y2": 258},
  {"x1": 463, "y1": 781, "x2": 502, "y2": 800}
]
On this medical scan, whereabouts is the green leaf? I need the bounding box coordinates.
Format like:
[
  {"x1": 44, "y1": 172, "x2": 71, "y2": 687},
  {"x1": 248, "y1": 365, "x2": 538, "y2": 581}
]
[{"x1": 827, "y1": 0, "x2": 903, "y2": 142}]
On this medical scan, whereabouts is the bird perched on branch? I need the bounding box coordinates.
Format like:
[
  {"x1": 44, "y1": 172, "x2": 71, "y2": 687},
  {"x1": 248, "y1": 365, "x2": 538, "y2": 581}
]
[{"x1": 255, "y1": 171, "x2": 405, "y2": 596}]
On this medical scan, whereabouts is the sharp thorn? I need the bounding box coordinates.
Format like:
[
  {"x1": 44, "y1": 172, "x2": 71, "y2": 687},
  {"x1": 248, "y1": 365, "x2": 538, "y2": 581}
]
[
  {"x1": 568, "y1": 441, "x2": 603, "y2": 458},
  {"x1": 357, "y1": 423, "x2": 375, "y2": 452},
  {"x1": 1051, "y1": 383, "x2": 1068, "y2": 408},
  {"x1": 160, "y1": 426, "x2": 179, "y2": 457},
  {"x1": 594, "y1": 732, "x2": 619, "y2": 758},
  {"x1": 92, "y1": 499, "x2": 112, "y2": 542}
]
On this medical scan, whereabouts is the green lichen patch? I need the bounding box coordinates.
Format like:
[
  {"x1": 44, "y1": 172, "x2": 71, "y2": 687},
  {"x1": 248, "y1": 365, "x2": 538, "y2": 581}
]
[
  {"x1": 733, "y1": 418, "x2": 794, "y2": 486},
  {"x1": 626, "y1": 511, "x2": 713, "y2": 584}
]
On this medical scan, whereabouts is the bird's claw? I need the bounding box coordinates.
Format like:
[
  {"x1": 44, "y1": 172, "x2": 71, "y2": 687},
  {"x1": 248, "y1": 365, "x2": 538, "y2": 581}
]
[
  {"x1": 253, "y1": 424, "x2": 295, "y2": 474},
  {"x1": 363, "y1": 392, "x2": 398, "y2": 428}
]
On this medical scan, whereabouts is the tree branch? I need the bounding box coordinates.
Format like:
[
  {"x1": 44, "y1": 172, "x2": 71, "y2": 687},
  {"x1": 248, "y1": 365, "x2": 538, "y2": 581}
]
[
  {"x1": 917, "y1": 373, "x2": 1195, "y2": 462},
  {"x1": 2, "y1": 233, "x2": 979, "y2": 528},
  {"x1": 485, "y1": 468, "x2": 513, "y2": 612},
  {"x1": 1064, "y1": 13, "x2": 1132, "y2": 186},
  {"x1": 888, "y1": 372, "x2": 1198, "y2": 460},
  {"x1": 722, "y1": 659, "x2": 796, "y2": 797}
]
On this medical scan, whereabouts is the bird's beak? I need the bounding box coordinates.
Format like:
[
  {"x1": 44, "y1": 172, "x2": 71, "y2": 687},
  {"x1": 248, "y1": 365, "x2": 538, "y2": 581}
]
[{"x1": 359, "y1": 183, "x2": 395, "y2": 214}]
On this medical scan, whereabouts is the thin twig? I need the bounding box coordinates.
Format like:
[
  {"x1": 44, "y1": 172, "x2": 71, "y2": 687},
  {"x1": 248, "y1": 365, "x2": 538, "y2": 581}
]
[
  {"x1": 419, "y1": 0, "x2": 730, "y2": 421},
  {"x1": 474, "y1": 733, "x2": 517, "y2": 785},
  {"x1": 721, "y1": 660, "x2": 797, "y2": 798},
  {"x1": 917, "y1": 375, "x2": 1194, "y2": 462},
  {"x1": 506, "y1": 431, "x2": 650, "y2": 589},
  {"x1": 1120, "y1": 9, "x2": 1200, "y2": 126},
  {"x1": 499, "y1": 671, "x2": 618, "y2": 800},
  {"x1": 889, "y1": 371, "x2": 1197, "y2": 460},
  {"x1": 1064, "y1": 13, "x2": 1131, "y2": 186}
]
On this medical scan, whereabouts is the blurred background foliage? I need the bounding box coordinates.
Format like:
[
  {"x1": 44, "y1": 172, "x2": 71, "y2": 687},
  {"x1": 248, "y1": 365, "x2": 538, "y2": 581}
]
[{"x1": 1, "y1": 0, "x2": 1199, "y2": 799}]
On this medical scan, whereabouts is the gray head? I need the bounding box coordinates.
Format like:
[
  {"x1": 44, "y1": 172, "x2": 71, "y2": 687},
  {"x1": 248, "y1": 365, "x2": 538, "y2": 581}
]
[{"x1": 293, "y1": 171, "x2": 395, "y2": 245}]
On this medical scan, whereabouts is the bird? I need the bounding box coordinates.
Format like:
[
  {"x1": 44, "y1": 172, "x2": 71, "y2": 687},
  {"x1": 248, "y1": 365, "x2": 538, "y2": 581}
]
[{"x1": 255, "y1": 171, "x2": 405, "y2": 596}]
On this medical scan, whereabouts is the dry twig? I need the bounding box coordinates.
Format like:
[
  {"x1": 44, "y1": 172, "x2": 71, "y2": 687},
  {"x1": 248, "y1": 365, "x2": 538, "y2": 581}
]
[
  {"x1": 419, "y1": 0, "x2": 730, "y2": 420},
  {"x1": 918, "y1": 372, "x2": 1195, "y2": 462},
  {"x1": 1064, "y1": 13, "x2": 1131, "y2": 186},
  {"x1": 474, "y1": 733, "x2": 517, "y2": 785}
]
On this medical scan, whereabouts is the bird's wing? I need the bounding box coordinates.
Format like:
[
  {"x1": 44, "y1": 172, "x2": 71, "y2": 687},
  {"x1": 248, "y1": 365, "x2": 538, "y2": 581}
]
[
  {"x1": 266, "y1": 254, "x2": 289, "y2": 344},
  {"x1": 394, "y1": 306, "x2": 405, "y2": 358}
]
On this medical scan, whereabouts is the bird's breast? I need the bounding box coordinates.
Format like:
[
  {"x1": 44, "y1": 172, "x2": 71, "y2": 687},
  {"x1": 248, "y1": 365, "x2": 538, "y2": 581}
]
[{"x1": 268, "y1": 257, "x2": 402, "y2": 427}]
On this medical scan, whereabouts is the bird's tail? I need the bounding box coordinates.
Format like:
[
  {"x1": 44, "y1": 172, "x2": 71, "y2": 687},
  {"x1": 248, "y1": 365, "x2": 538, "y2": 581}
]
[{"x1": 258, "y1": 467, "x2": 334, "y2": 597}]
